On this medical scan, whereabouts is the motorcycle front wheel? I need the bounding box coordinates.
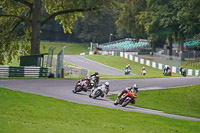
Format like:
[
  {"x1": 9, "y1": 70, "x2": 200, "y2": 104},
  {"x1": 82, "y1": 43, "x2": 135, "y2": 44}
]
[
  {"x1": 114, "y1": 100, "x2": 119, "y2": 105},
  {"x1": 93, "y1": 89, "x2": 102, "y2": 99},
  {"x1": 73, "y1": 86, "x2": 82, "y2": 93}
]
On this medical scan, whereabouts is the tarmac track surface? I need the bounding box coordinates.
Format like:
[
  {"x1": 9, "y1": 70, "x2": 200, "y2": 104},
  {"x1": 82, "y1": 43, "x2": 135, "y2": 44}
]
[
  {"x1": 1, "y1": 77, "x2": 200, "y2": 121},
  {"x1": 62, "y1": 55, "x2": 125, "y2": 75}
]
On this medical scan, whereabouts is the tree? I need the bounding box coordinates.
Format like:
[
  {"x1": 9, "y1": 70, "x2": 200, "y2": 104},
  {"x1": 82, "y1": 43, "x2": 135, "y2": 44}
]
[
  {"x1": 116, "y1": 0, "x2": 200, "y2": 55},
  {"x1": 72, "y1": 7, "x2": 117, "y2": 43},
  {"x1": 0, "y1": 0, "x2": 115, "y2": 64},
  {"x1": 115, "y1": 0, "x2": 147, "y2": 40},
  {"x1": 137, "y1": 0, "x2": 178, "y2": 54},
  {"x1": 173, "y1": 0, "x2": 200, "y2": 51}
]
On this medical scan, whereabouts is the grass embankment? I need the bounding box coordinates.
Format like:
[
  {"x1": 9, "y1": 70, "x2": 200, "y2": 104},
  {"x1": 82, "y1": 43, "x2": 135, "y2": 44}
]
[
  {"x1": 40, "y1": 41, "x2": 90, "y2": 55},
  {"x1": 85, "y1": 55, "x2": 181, "y2": 78},
  {"x1": 6, "y1": 42, "x2": 90, "y2": 66},
  {"x1": 1, "y1": 88, "x2": 200, "y2": 133},
  {"x1": 108, "y1": 84, "x2": 200, "y2": 118}
]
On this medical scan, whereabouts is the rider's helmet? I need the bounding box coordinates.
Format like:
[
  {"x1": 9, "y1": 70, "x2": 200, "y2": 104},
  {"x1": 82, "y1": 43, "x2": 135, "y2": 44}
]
[
  {"x1": 142, "y1": 67, "x2": 145, "y2": 69},
  {"x1": 105, "y1": 82, "x2": 109, "y2": 88},
  {"x1": 132, "y1": 84, "x2": 138, "y2": 92},
  {"x1": 95, "y1": 72, "x2": 99, "y2": 75}
]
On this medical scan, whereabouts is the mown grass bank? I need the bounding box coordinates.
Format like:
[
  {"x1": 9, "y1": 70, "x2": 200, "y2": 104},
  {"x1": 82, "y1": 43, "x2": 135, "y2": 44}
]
[
  {"x1": 108, "y1": 84, "x2": 200, "y2": 118},
  {"x1": 85, "y1": 55, "x2": 181, "y2": 78},
  {"x1": 40, "y1": 41, "x2": 90, "y2": 55},
  {"x1": 6, "y1": 42, "x2": 90, "y2": 66},
  {"x1": 1, "y1": 87, "x2": 200, "y2": 133}
]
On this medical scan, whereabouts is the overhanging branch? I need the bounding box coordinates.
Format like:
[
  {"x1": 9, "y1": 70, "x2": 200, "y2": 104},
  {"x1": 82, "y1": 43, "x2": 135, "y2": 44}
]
[
  {"x1": 41, "y1": 8, "x2": 96, "y2": 26},
  {"x1": 13, "y1": 0, "x2": 32, "y2": 8},
  {"x1": 0, "y1": 14, "x2": 26, "y2": 21},
  {"x1": 1, "y1": 19, "x2": 25, "y2": 45}
]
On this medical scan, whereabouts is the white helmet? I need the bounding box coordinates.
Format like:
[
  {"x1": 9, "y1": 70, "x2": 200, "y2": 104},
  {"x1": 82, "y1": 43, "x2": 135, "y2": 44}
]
[
  {"x1": 133, "y1": 84, "x2": 138, "y2": 89},
  {"x1": 105, "y1": 82, "x2": 109, "y2": 87}
]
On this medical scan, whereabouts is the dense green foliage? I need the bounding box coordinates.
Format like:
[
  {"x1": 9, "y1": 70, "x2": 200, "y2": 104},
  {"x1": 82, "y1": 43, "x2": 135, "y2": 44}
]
[
  {"x1": 108, "y1": 84, "x2": 200, "y2": 118},
  {"x1": 116, "y1": 0, "x2": 200, "y2": 52},
  {"x1": 1, "y1": 87, "x2": 200, "y2": 133},
  {"x1": 0, "y1": 0, "x2": 115, "y2": 64},
  {"x1": 1, "y1": 0, "x2": 200, "y2": 64}
]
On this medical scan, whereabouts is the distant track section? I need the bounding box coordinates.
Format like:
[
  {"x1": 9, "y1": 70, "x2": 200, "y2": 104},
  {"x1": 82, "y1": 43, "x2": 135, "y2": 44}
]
[{"x1": 63, "y1": 55, "x2": 125, "y2": 75}]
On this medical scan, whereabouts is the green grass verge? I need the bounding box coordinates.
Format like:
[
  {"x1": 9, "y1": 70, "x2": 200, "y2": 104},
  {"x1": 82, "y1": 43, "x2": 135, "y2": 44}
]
[
  {"x1": 85, "y1": 55, "x2": 181, "y2": 78},
  {"x1": 181, "y1": 58, "x2": 200, "y2": 70},
  {"x1": 1, "y1": 88, "x2": 200, "y2": 133},
  {"x1": 6, "y1": 42, "x2": 90, "y2": 66},
  {"x1": 108, "y1": 84, "x2": 200, "y2": 118},
  {"x1": 40, "y1": 41, "x2": 90, "y2": 55}
]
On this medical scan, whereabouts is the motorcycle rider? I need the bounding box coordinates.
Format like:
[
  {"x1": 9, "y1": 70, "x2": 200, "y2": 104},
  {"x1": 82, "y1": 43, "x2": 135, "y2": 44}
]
[
  {"x1": 163, "y1": 65, "x2": 170, "y2": 75},
  {"x1": 179, "y1": 66, "x2": 186, "y2": 76},
  {"x1": 90, "y1": 81, "x2": 110, "y2": 97},
  {"x1": 141, "y1": 66, "x2": 146, "y2": 75},
  {"x1": 90, "y1": 72, "x2": 100, "y2": 84},
  {"x1": 124, "y1": 64, "x2": 131, "y2": 75},
  {"x1": 80, "y1": 79, "x2": 90, "y2": 92},
  {"x1": 117, "y1": 84, "x2": 138, "y2": 104},
  {"x1": 102, "y1": 81, "x2": 110, "y2": 97}
]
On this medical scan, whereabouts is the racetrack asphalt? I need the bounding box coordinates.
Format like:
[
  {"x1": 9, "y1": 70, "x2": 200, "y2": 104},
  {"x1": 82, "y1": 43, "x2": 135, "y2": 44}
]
[
  {"x1": 62, "y1": 55, "x2": 125, "y2": 75},
  {"x1": 1, "y1": 77, "x2": 200, "y2": 121}
]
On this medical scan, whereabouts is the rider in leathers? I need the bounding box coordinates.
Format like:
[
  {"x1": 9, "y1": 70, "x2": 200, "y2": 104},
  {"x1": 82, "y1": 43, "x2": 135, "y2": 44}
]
[
  {"x1": 90, "y1": 82, "x2": 110, "y2": 97},
  {"x1": 90, "y1": 72, "x2": 100, "y2": 84},
  {"x1": 117, "y1": 84, "x2": 138, "y2": 104}
]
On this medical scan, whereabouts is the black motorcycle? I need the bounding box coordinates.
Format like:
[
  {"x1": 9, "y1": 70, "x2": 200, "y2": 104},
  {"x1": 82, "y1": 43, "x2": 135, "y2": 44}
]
[{"x1": 181, "y1": 69, "x2": 187, "y2": 77}]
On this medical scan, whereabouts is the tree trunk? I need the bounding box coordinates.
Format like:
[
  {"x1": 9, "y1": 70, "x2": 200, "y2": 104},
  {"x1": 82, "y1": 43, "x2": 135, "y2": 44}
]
[
  {"x1": 179, "y1": 32, "x2": 185, "y2": 52},
  {"x1": 168, "y1": 35, "x2": 173, "y2": 56},
  {"x1": 31, "y1": 0, "x2": 41, "y2": 55},
  {"x1": 179, "y1": 32, "x2": 185, "y2": 60},
  {"x1": 151, "y1": 42, "x2": 156, "y2": 53}
]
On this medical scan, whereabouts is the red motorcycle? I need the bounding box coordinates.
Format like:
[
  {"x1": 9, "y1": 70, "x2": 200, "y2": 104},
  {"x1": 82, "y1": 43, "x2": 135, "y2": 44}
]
[
  {"x1": 114, "y1": 90, "x2": 136, "y2": 107},
  {"x1": 72, "y1": 79, "x2": 90, "y2": 93}
]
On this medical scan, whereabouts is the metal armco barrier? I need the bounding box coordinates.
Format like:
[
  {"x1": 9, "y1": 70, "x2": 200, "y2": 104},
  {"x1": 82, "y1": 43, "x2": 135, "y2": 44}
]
[
  {"x1": 0, "y1": 66, "x2": 52, "y2": 78},
  {"x1": 80, "y1": 51, "x2": 200, "y2": 76}
]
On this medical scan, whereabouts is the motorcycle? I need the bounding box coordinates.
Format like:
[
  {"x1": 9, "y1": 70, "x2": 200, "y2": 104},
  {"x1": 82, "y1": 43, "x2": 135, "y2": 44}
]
[
  {"x1": 89, "y1": 85, "x2": 107, "y2": 99},
  {"x1": 72, "y1": 79, "x2": 90, "y2": 93},
  {"x1": 181, "y1": 69, "x2": 187, "y2": 77},
  {"x1": 125, "y1": 68, "x2": 131, "y2": 75},
  {"x1": 141, "y1": 69, "x2": 146, "y2": 75},
  {"x1": 163, "y1": 69, "x2": 172, "y2": 76},
  {"x1": 114, "y1": 91, "x2": 136, "y2": 107}
]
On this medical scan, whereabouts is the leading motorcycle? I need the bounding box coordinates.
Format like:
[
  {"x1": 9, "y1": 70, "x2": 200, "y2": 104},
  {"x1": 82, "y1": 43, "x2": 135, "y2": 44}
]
[{"x1": 114, "y1": 90, "x2": 136, "y2": 107}]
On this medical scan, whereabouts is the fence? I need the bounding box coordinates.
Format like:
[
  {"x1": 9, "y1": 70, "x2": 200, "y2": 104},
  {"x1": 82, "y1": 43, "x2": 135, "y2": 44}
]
[
  {"x1": 0, "y1": 66, "x2": 52, "y2": 78},
  {"x1": 153, "y1": 53, "x2": 181, "y2": 67},
  {"x1": 119, "y1": 52, "x2": 200, "y2": 76},
  {"x1": 80, "y1": 51, "x2": 200, "y2": 76},
  {"x1": 64, "y1": 65, "x2": 89, "y2": 78}
]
